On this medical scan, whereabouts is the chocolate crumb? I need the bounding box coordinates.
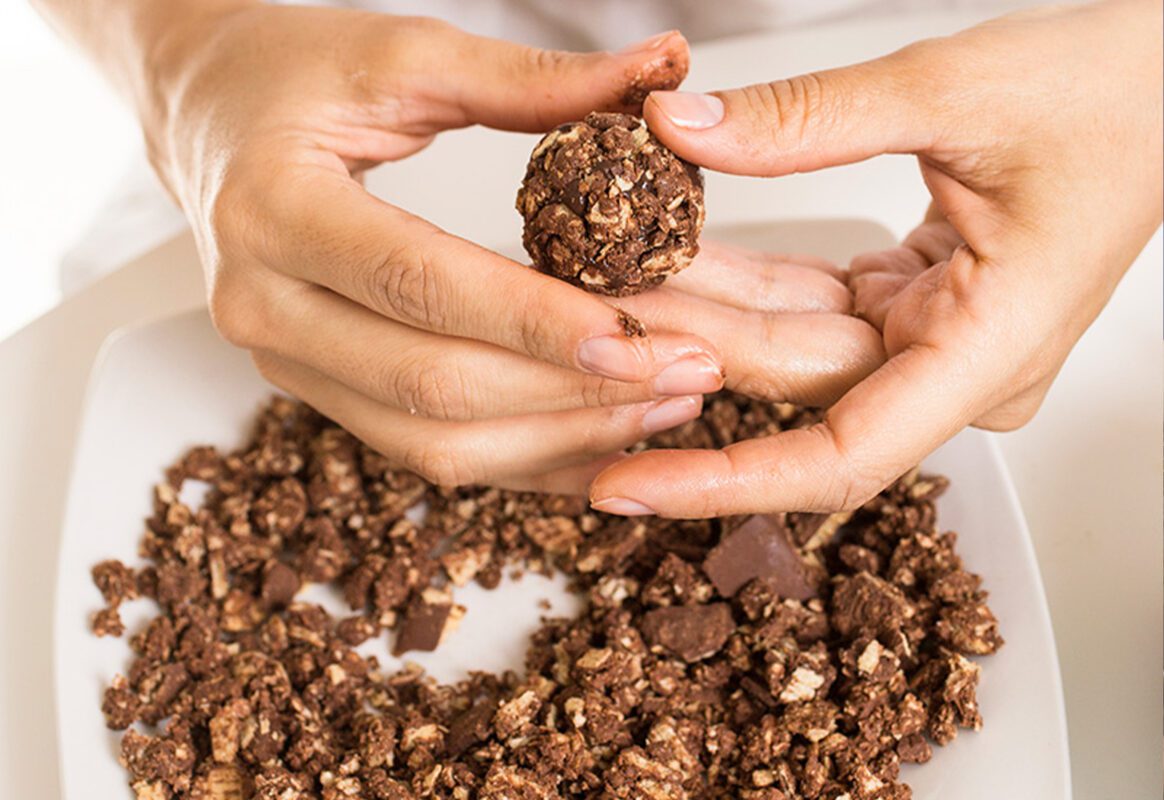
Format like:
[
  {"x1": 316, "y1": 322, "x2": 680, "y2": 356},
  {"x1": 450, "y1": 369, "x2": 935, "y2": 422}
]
[{"x1": 615, "y1": 308, "x2": 646, "y2": 338}]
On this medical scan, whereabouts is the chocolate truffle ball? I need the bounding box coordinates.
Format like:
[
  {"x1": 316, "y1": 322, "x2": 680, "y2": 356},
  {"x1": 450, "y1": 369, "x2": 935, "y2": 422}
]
[{"x1": 516, "y1": 112, "x2": 705, "y2": 296}]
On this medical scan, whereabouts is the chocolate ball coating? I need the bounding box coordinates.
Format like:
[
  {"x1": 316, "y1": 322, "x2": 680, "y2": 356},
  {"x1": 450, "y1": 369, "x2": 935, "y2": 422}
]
[{"x1": 516, "y1": 112, "x2": 705, "y2": 296}]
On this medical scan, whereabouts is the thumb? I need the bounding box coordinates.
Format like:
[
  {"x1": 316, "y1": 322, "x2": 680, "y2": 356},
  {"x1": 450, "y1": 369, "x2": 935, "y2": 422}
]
[{"x1": 642, "y1": 48, "x2": 934, "y2": 176}]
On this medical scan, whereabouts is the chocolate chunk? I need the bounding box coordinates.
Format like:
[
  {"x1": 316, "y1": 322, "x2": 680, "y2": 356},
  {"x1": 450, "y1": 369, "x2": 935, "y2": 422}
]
[
  {"x1": 393, "y1": 595, "x2": 456, "y2": 656},
  {"x1": 446, "y1": 699, "x2": 499, "y2": 756},
  {"x1": 830, "y1": 572, "x2": 913, "y2": 638},
  {"x1": 516, "y1": 112, "x2": 705, "y2": 296},
  {"x1": 702, "y1": 515, "x2": 817, "y2": 599},
  {"x1": 260, "y1": 560, "x2": 300, "y2": 609},
  {"x1": 641, "y1": 603, "x2": 735, "y2": 662}
]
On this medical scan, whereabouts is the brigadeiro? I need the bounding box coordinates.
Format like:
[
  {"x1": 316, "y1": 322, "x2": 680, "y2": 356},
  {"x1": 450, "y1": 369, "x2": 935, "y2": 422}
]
[{"x1": 516, "y1": 111, "x2": 705, "y2": 296}]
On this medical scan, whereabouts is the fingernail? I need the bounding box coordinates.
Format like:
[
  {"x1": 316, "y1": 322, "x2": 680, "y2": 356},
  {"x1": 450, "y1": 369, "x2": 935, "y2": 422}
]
[
  {"x1": 650, "y1": 91, "x2": 725, "y2": 130},
  {"x1": 618, "y1": 31, "x2": 674, "y2": 55},
  {"x1": 577, "y1": 335, "x2": 646, "y2": 381},
  {"x1": 591, "y1": 497, "x2": 657, "y2": 516},
  {"x1": 653, "y1": 355, "x2": 724, "y2": 395},
  {"x1": 641, "y1": 395, "x2": 702, "y2": 435}
]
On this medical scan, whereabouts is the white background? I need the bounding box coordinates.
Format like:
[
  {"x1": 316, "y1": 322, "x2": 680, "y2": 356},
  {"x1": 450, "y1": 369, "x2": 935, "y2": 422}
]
[{"x1": 0, "y1": 3, "x2": 136, "y2": 339}]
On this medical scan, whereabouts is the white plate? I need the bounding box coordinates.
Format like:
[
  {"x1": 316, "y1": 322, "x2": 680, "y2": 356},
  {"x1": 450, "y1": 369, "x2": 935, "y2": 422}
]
[{"x1": 55, "y1": 223, "x2": 1071, "y2": 800}]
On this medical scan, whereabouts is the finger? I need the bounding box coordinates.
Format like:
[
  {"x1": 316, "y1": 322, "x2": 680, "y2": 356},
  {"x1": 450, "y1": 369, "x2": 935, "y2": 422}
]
[
  {"x1": 426, "y1": 29, "x2": 691, "y2": 131},
  {"x1": 851, "y1": 222, "x2": 963, "y2": 278},
  {"x1": 494, "y1": 453, "x2": 628, "y2": 495},
  {"x1": 590, "y1": 340, "x2": 985, "y2": 518},
  {"x1": 612, "y1": 288, "x2": 885, "y2": 406},
  {"x1": 641, "y1": 46, "x2": 935, "y2": 176},
  {"x1": 667, "y1": 240, "x2": 853, "y2": 313},
  {"x1": 253, "y1": 352, "x2": 705, "y2": 487},
  {"x1": 261, "y1": 284, "x2": 724, "y2": 420},
  {"x1": 850, "y1": 222, "x2": 964, "y2": 328},
  {"x1": 375, "y1": 21, "x2": 690, "y2": 133},
  {"x1": 851, "y1": 272, "x2": 910, "y2": 330},
  {"x1": 849, "y1": 245, "x2": 929, "y2": 280},
  {"x1": 251, "y1": 166, "x2": 722, "y2": 387}
]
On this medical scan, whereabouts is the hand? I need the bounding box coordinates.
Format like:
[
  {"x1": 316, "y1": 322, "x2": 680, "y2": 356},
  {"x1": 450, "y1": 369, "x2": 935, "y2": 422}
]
[
  {"x1": 136, "y1": 4, "x2": 741, "y2": 491},
  {"x1": 590, "y1": 0, "x2": 1163, "y2": 517}
]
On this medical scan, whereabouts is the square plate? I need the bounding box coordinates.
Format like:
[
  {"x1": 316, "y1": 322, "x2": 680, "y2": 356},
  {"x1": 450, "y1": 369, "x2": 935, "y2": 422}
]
[{"x1": 55, "y1": 222, "x2": 1071, "y2": 799}]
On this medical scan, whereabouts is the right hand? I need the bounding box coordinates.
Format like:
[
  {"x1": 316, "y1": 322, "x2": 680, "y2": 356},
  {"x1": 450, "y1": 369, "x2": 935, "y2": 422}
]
[{"x1": 141, "y1": 3, "x2": 735, "y2": 491}]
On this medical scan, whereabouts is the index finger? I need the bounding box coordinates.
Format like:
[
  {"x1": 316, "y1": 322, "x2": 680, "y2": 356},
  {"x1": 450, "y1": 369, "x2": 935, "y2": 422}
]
[
  {"x1": 588, "y1": 342, "x2": 985, "y2": 518},
  {"x1": 249, "y1": 162, "x2": 721, "y2": 383}
]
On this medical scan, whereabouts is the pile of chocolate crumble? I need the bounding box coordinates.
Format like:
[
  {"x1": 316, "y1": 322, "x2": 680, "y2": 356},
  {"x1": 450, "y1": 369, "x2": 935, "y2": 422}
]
[{"x1": 91, "y1": 393, "x2": 1002, "y2": 800}]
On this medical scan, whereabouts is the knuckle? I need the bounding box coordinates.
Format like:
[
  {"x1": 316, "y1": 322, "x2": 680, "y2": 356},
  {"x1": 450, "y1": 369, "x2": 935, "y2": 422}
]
[
  {"x1": 365, "y1": 16, "x2": 453, "y2": 78},
  {"x1": 249, "y1": 351, "x2": 282, "y2": 385},
  {"x1": 748, "y1": 72, "x2": 829, "y2": 151},
  {"x1": 207, "y1": 155, "x2": 297, "y2": 261},
  {"x1": 207, "y1": 176, "x2": 256, "y2": 251},
  {"x1": 409, "y1": 443, "x2": 478, "y2": 488},
  {"x1": 368, "y1": 240, "x2": 447, "y2": 329},
  {"x1": 811, "y1": 422, "x2": 883, "y2": 512},
  {"x1": 517, "y1": 285, "x2": 558, "y2": 359},
  {"x1": 393, "y1": 15, "x2": 454, "y2": 39},
  {"x1": 574, "y1": 415, "x2": 615, "y2": 458},
  {"x1": 833, "y1": 479, "x2": 880, "y2": 513},
  {"x1": 578, "y1": 375, "x2": 633, "y2": 409},
  {"x1": 529, "y1": 46, "x2": 569, "y2": 76},
  {"x1": 977, "y1": 395, "x2": 1043, "y2": 432},
  {"x1": 208, "y1": 273, "x2": 266, "y2": 349},
  {"x1": 399, "y1": 360, "x2": 474, "y2": 421}
]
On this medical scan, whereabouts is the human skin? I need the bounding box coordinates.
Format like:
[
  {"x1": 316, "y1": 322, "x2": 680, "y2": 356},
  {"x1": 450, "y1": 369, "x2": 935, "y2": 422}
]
[
  {"x1": 31, "y1": 0, "x2": 883, "y2": 492},
  {"x1": 590, "y1": 0, "x2": 1163, "y2": 517}
]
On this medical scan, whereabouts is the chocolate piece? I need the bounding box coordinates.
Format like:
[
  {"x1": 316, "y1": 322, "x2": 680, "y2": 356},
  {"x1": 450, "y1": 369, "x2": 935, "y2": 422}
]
[
  {"x1": 259, "y1": 560, "x2": 300, "y2": 609},
  {"x1": 392, "y1": 592, "x2": 460, "y2": 656},
  {"x1": 641, "y1": 602, "x2": 734, "y2": 662},
  {"x1": 516, "y1": 112, "x2": 704, "y2": 296},
  {"x1": 446, "y1": 699, "x2": 499, "y2": 755},
  {"x1": 830, "y1": 572, "x2": 913, "y2": 638},
  {"x1": 702, "y1": 514, "x2": 817, "y2": 599}
]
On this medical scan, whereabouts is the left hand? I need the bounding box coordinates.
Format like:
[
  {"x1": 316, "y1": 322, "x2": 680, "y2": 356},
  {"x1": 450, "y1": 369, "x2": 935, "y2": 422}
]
[{"x1": 589, "y1": 0, "x2": 1164, "y2": 517}]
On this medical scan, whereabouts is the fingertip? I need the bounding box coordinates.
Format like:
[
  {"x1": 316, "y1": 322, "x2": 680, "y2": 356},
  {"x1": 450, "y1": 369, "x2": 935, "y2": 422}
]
[
  {"x1": 645, "y1": 90, "x2": 725, "y2": 131},
  {"x1": 613, "y1": 32, "x2": 691, "y2": 110},
  {"x1": 590, "y1": 448, "x2": 731, "y2": 519},
  {"x1": 643, "y1": 89, "x2": 741, "y2": 172}
]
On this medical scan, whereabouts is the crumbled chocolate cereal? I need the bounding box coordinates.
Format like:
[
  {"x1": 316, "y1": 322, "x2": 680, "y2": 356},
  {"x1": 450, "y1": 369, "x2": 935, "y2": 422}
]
[
  {"x1": 517, "y1": 112, "x2": 704, "y2": 296},
  {"x1": 641, "y1": 602, "x2": 735, "y2": 662},
  {"x1": 91, "y1": 393, "x2": 1001, "y2": 799},
  {"x1": 616, "y1": 308, "x2": 647, "y2": 338}
]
